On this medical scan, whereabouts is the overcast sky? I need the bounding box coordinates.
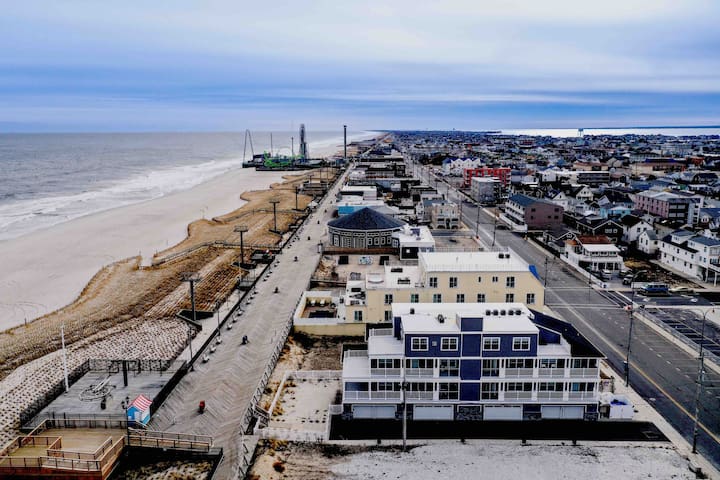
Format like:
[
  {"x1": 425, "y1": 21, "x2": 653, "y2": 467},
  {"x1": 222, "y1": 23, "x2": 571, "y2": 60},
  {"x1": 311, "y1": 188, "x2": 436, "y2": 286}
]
[{"x1": 1, "y1": 0, "x2": 719, "y2": 132}]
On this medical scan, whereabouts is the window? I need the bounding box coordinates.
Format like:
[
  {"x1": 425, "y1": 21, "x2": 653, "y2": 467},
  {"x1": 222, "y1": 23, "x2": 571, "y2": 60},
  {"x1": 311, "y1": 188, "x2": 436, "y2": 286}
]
[
  {"x1": 440, "y1": 337, "x2": 458, "y2": 351},
  {"x1": 429, "y1": 277, "x2": 438, "y2": 288},
  {"x1": 406, "y1": 358, "x2": 434, "y2": 369},
  {"x1": 482, "y1": 359, "x2": 500, "y2": 376},
  {"x1": 408, "y1": 382, "x2": 433, "y2": 392},
  {"x1": 571, "y1": 358, "x2": 598, "y2": 369},
  {"x1": 506, "y1": 382, "x2": 532, "y2": 392},
  {"x1": 481, "y1": 382, "x2": 499, "y2": 400},
  {"x1": 540, "y1": 358, "x2": 564, "y2": 369},
  {"x1": 538, "y1": 382, "x2": 563, "y2": 391},
  {"x1": 384, "y1": 294, "x2": 393, "y2": 305},
  {"x1": 384, "y1": 310, "x2": 392, "y2": 322},
  {"x1": 433, "y1": 293, "x2": 442, "y2": 303},
  {"x1": 449, "y1": 277, "x2": 458, "y2": 288},
  {"x1": 506, "y1": 276, "x2": 515, "y2": 288},
  {"x1": 570, "y1": 382, "x2": 595, "y2": 392},
  {"x1": 512, "y1": 337, "x2": 531, "y2": 351},
  {"x1": 456, "y1": 294, "x2": 465, "y2": 303},
  {"x1": 492, "y1": 276, "x2": 499, "y2": 283},
  {"x1": 353, "y1": 311, "x2": 363, "y2": 322},
  {"x1": 372, "y1": 382, "x2": 400, "y2": 392},
  {"x1": 439, "y1": 359, "x2": 459, "y2": 377},
  {"x1": 410, "y1": 293, "x2": 419, "y2": 303},
  {"x1": 439, "y1": 382, "x2": 459, "y2": 400},
  {"x1": 506, "y1": 359, "x2": 534, "y2": 369},
  {"x1": 477, "y1": 276, "x2": 482, "y2": 283},
  {"x1": 526, "y1": 293, "x2": 536, "y2": 305},
  {"x1": 505, "y1": 293, "x2": 514, "y2": 302},
  {"x1": 411, "y1": 337, "x2": 429, "y2": 351},
  {"x1": 371, "y1": 358, "x2": 401, "y2": 369},
  {"x1": 483, "y1": 337, "x2": 500, "y2": 351},
  {"x1": 477, "y1": 293, "x2": 486, "y2": 303}
]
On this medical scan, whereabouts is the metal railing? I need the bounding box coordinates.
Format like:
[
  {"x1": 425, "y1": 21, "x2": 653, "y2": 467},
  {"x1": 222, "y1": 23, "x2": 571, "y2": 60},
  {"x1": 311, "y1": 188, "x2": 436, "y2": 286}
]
[
  {"x1": 568, "y1": 368, "x2": 599, "y2": 378},
  {"x1": 538, "y1": 368, "x2": 566, "y2": 378},
  {"x1": 503, "y1": 368, "x2": 534, "y2": 378},
  {"x1": 504, "y1": 391, "x2": 533, "y2": 400},
  {"x1": 343, "y1": 391, "x2": 402, "y2": 401},
  {"x1": 405, "y1": 368, "x2": 434, "y2": 377},
  {"x1": 406, "y1": 391, "x2": 434, "y2": 401},
  {"x1": 370, "y1": 368, "x2": 401, "y2": 377},
  {"x1": 368, "y1": 328, "x2": 394, "y2": 337},
  {"x1": 568, "y1": 391, "x2": 597, "y2": 400},
  {"x1": 344, "y1": 350, "x2": 368, "y2": 358},
  {"x1": 536, "y1": 391, "x2": 565, "y2": 400}
]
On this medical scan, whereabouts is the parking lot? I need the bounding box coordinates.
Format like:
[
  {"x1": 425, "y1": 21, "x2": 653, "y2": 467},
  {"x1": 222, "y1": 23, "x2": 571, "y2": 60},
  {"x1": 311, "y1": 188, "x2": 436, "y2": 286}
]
[{"x1": 647, "y1": 308, "x2": 720, "y2": 358}]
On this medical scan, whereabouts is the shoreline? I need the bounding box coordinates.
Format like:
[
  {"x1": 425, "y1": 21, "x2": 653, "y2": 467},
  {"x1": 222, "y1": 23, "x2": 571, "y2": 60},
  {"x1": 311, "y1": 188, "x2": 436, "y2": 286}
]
[{"x1": 0, "y1": 131, "x2": 379, "y2": 331}]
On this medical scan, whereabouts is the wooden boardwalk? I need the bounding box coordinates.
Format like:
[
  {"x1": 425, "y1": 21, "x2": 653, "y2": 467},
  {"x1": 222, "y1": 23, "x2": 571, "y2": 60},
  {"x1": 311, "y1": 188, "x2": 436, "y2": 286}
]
[{"x1": 149, "y1": 176, "x2": 343, "y2": 478}]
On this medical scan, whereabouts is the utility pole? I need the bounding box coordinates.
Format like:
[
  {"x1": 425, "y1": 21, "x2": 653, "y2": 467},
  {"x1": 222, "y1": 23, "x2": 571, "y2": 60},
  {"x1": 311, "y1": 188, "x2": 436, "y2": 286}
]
[
  {"x1": 343, "y1": 125, "x2": 347, "y2": 163},
  {"x1": 491, "y1": 214, "x2": 498, "y2": 247},
  {"x1": 234, "y1": 225, "x2": 249, "y2": 267},
  {"x1": 269, "y1": 198, "x2": 281, "y2": 233},
  {"x1": 181, "y1": 272, "x2": 202, "y2": 370},
  {"x1": 475, "y1": 204, "x2": 481, "y2": 237},
  {"x1": 692, "y1": 309, "x2": 712, "y2": 453},
  {"x1": 294, "y1": 186, "x2": 300, "y2": 211},
  {"x1": 544, "y1": 257, "x2": 549, "y2": 288}
]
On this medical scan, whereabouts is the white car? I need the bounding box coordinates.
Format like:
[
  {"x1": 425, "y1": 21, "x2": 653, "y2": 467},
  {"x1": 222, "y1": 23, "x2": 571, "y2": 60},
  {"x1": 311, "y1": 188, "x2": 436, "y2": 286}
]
[{"x1": 668, "y1": 286, "x2": 695, "y2": 295}]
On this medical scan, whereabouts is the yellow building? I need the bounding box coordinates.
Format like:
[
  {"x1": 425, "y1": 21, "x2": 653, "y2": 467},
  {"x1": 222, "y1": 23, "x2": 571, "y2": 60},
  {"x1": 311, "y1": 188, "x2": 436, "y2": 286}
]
[{"x1": 343, "y1": 249, "x2": 544, "y2": 324}]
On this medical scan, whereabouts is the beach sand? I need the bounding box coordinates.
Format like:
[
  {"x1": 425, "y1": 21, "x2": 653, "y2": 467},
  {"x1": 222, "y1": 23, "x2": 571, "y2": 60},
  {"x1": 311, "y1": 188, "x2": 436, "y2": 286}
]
[{"x1": 0, "y1": 167, "x2": 288, "y2": 331}]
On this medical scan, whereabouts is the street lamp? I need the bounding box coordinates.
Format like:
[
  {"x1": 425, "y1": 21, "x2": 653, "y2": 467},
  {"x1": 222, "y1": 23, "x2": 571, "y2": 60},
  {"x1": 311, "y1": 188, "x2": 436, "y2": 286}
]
[
  {"x1": 269, "y1": 198, "x2": 281, "y2": 233},
  {"x1": 234, "y1": 225, "x2": 249, "y2": 267},
  {"x1": 624, "y1": 270, "x2": 644, "y2": 386},
  {"x1": 692, "y1": 308, "x2": 713, "y2": 454}
]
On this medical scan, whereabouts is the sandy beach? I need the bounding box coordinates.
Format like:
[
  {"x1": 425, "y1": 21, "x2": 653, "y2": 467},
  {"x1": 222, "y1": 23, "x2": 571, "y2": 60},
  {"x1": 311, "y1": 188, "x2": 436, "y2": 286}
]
[{"x1": 0, "y1": 168, "x2": 286, "y2": 331}]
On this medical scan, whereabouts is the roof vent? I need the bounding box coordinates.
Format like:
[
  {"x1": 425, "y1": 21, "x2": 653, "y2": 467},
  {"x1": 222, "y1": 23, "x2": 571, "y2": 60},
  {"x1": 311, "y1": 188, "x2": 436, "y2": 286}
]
[
  {"x1": 492, "y1": 309, "x2": 499, "y2": 316},
  {"x1": 509, "y1": 310, "x2": 515, "y2": 316},
  {"x1": 437, "y1": 314, "x2": 445, "y2": 324},
  {"x1": 515, "y1": 309, "x2": 522, "y2": 315},
  {"x1": 410, "y1": 308, "x2": 415, "y2": 314},
  {"x1": 485, "y1": 309, "x2": 491, "y2": 315},
  {"x1": 500, "y1": 309, "x2": 506, "y2": 315},
  {"x1": 498, "y1": 253, "x2": 504, "y2": 259}
]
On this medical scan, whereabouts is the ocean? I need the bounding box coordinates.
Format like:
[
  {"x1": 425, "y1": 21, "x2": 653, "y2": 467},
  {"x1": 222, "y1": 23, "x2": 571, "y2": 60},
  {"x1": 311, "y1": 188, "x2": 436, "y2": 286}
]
[{"x1": 0, "y1": 131, "x2": 368, "y2": 241}]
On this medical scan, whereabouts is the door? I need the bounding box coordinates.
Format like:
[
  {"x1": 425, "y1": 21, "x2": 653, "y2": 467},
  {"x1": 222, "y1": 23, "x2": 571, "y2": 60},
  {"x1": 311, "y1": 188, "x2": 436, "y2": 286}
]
[
  {"x1": 352, "y1": 405, "x2": 396, "y2": 419},
  {"x1": 542, "y1": 405, "x2": 584, "y2": 419},
  {"x1": 413, "y1": 405, "x2": 454, "y2": 420},
  {"x1": 483, "y1": 405, "x2": 522, "y2": 420}
]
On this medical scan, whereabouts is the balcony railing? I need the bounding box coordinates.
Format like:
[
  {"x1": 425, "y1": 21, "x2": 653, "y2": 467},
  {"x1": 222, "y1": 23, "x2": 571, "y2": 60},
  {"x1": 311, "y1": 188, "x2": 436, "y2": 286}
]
[
  {"x1": 405, "y1": 368, "x2": 434, "y2": 377},
  {"x1": 504, "y1": 391, "x2": 532, "y2": 401},
  {"x1": 406, "y1": 391, "x2": 434, "y2": 401},
  {"x1": 569, "y1": 368, "x2": 599, "y2": 378},
  {"x1": 538, "y1": 368, "x2": 566, "y2": 378},
  {"x1": 504, "y1": 368, "x2": 534, "y2": 378},
  {"x1": 343, "y1": 391, "x2": 402, "y2": 401},
  {"x1": 369, "y1": 328, "x2": 393, "y2": 337},
  {"x1": 537, "y1": 391, "x2": 564, "y2": 400},
  {"x1": 568, "y1": 391, "x2": 597, "y2": 400},
  {"x1": 344, "y1": 350, "x2": 368, "y2": 359},
  {"x1": 370, "y1": 368, "x2": 401, "y2": 377}
]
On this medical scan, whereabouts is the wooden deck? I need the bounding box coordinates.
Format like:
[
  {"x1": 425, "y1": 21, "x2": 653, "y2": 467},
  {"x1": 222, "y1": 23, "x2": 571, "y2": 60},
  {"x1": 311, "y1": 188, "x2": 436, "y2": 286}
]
[{"x1": 149, "y1": 173, "x2": 346, "y2": 478}]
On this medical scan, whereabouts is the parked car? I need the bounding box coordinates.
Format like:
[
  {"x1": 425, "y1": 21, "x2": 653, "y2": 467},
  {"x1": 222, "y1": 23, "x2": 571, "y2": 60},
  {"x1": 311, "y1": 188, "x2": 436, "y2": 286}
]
[
  {"x1": 669, "y1": 286, "x2": 695, "y2": 295},
  {"x1": 600, "y1": 269, "x2": 613, "y2": 280}
]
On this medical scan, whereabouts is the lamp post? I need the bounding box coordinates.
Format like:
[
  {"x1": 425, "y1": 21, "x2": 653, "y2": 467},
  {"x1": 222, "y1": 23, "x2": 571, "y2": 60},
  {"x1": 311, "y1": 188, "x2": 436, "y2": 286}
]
[
  {"x1": 181, "y1": 272, "x2": 202, "y2": 371},
  {"x1": 234, "y1": 225, "x2": 248, "y2": 267},
  {"x1": 692, "y1": 308, "x2": 713, "y2": 454},
  {"x1": 269, "y1": 198, "x2": 281, "y2": 233},
  {"x1": 402, "y1": 377, "x2": 409, "y2": 452},
  {"x1": 624, "y1": 270, "x2": 646, "y2": 386},
  {"x1": 60, "y1": 323, "x2": 69, "y2": 393}
]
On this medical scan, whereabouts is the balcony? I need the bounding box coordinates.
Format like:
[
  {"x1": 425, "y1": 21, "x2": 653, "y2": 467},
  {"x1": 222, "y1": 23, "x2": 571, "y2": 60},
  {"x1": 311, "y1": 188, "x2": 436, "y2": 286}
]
[
  {"x1": 504, "y1": 391, "x2": 532, "y2": 401},
  {"x1": 406, "y1": 391, "x2": 434, "y2": 401},
  {"x1": 405, "y1": 368, "x2": 434, "y2": 378},
  {"x1": 568, "y1": 391, "x2": 597, "y2": 401},
  {"x1": 343, "y1": 391, "x2": 402, "y2": 401},
  {"x1": 538, "y1": 368, "x2": 566, "y2": 378},
  {"x1": 503, "y1": 368, "x2": 534, "y2": 378},
  {"x1": 537, "y1": 391, "x2": 564, "y2": 401},
  {"x1": 569, "y1": 368, "x2": 599, "y2": 378},
  {"x1": 370, "y1": 368, "x2": 401, "y2": 377}
]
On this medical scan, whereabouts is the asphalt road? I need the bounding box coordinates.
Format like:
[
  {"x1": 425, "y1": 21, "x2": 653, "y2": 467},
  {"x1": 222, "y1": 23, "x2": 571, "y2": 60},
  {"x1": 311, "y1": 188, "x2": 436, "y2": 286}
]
[{"x1": 413, "y1": 161, "x2": 720, "y2": 467}]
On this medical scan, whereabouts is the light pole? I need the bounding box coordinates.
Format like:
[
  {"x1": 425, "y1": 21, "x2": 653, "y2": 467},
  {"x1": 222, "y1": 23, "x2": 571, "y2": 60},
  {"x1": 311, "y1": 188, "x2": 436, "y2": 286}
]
[
  {"x1": 624, "y1": 270, "x2": 645, "y2": 386},
  {"x1": 269, "y1": 198, "x2": 281, "y2": 233},
  {"x1": 234, "y1": 225, "x2": 248, "y2": 267},
  {"x1": 181, "y1": 272, "x2": 202, "y2": 370},
  {"x1": 402, "y1": 376, "x2": 408, "y2": 452},
  {"x1": 692, "y1": 308, "x2": 713, "y2": 454},
  {"x1": 61, "y1": 323, "x2": 69, "y2": 393}
]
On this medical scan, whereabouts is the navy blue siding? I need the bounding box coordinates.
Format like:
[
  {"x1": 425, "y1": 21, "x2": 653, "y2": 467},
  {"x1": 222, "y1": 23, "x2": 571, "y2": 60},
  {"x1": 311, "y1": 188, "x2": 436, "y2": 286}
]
[
  {"x1": 393, "y1": 316, "x2": 402, "y2": 339},
  {"x1": 460, "y1": 383, "x2": 479, "y2": 401},
  {"x1": 482, "y1": 334, "x2": 538, "y2": 358},
  {"x1": 460, "y1": 360, "x2": 481, "y2": 380},
  {"x1": 405, "y1": 334, "x2": 461, "y2": 357},
  {"x1": 462, "y1": 334, "x2": 481, "y2": 356},
  {"x1": 460, "y1": 317, "x2": 483, "y2": 332},
  {"x1": 537, "y1": 326, "x2": 561, "y2": 344}
]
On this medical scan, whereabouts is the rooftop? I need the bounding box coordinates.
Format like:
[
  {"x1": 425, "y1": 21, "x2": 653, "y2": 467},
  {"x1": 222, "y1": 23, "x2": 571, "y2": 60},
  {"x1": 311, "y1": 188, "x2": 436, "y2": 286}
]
[
  {"x1": 419, "y1": 249, "x2": 532, "y2": 273},
  {"x1": 328, "y1": 207, "x2": 405, "y2": 231}
]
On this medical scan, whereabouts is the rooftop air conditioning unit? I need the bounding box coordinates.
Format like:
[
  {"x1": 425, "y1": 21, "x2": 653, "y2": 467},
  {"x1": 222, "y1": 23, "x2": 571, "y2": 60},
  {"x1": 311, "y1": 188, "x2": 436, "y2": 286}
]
[
  {"x1": 410, "y1": 308, "x2": 415, "y2": 314},
  {"x1": 437, "y1": 314, "x2": 445, "y2": 324}
]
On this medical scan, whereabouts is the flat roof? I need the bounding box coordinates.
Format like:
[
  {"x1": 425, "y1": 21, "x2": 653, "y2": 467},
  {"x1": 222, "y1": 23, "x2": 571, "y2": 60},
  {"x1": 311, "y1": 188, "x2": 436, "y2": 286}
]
[
  {"x1": 419, "y1": 250, "x2": 531, "y2": 272},
  {"x1": 366, "y1": 265, "x2": 422, "y2": 289},
  {"x1": 392, "y1": 303, "x2": 534, "y2": 334},
  {"x1": 582, "y1": 243, "x2": 621, "y2": 253}
]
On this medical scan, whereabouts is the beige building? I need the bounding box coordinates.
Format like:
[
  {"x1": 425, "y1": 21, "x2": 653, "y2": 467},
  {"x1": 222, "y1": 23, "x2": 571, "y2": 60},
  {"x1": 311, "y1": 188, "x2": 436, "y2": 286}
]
[{"x1": 343, "y1": 249, "x2": 544, "y2": 325}]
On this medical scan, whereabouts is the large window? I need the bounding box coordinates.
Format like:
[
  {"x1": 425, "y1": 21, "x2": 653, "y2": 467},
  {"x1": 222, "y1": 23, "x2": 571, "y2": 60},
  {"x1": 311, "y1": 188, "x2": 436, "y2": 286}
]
[
  {"x1": 411, "y1": 337, "x2": 429, "y2": 351},
  {"x1": 505, "y1": 382, "x2": 532, "y2": 392},
  {"x1": 449, "y1": 277, "x2": 458, "y2": 288},
  {"x1": 371, "y1": 358, "x2": 401, "y2": 369},
  {"x1": 571, "y1": 358, "x2": 598, "y2": 369},
  {"x1": 483, "y1": 337, "x2": 500, "y2": 351},
  {"x1": 506, "y1": 276, "x2": 515, "y2": 288},
  {"x1": 506, "y1": 359, "x2": 534, "y2": 369},
  {"x1": 481, "y1": 382, "x2": 499, "y2": 400},
  {"x1": 372, "y1": 382, "x2": 400, "y2": 391},
  {"x1": 512, "y1": 337, "x2": 531, "y2": 351},
  {"x1": 482, "y1": 359, "x2": 500, "y2": 377},
  {"x1": 406, "y1": 358, "x2": 434, "y2": 369},
  {"x1": 570, "y1": 382, "x2": 595, "y2": 392},
  {"x1": 477, "y1": 293, "x2": 486, "y2": 303},
  {"x1": 439, "y1": 359, "x2": 459, "y2": 377},
  {"x1": 440, "y1": 337, "x2": 458, "y2": 351},
  {"x1": 429, "y1": 277, "x2": 438, "y2": 288},
  {"x1": 410, "y1": 294, "x2": 419, "y2": 303},
  {"x1": 433, "y1": 293, "x2": 442, "y2": 303},
  {"x1": 538, "y1": 382, "x2": 563, "y2": 391},
  {"x1": 438, "y1": 382, "x2": 459, "y2": 400},
  {"x1": 540, "y1": 358, "x2": 564, "y2": 369},
  {"x1": 384, "y1": 294, "x2": 393, "y2": 305},
  {"x1": 456, "y1": 293, "x2": 465, "y2": 303},
  {"x1": 353, "y1": 311, "x2": 363, "y2": 322},
  {"x1": 526, "y1": 293, "x2": 536, "y2": 305}
]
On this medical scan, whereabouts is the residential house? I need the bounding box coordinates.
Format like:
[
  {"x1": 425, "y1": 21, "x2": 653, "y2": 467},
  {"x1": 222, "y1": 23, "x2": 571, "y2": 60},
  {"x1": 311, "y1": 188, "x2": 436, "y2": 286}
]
[
  {"x1": 637, "y1": 230, "x2": 659, "y2": 256},
  {"x1": 340, "y1": 303, "x2": 604, "y2": 421},
  {"x1": 563, "y1": 235, "x2": 624, "y2": 274},
  {"x1": 620, "y1": 215, "x2": 654, "y2": 245},
  {"x1": 658, "y1": 231, "x2": 720, "y2": 283}
]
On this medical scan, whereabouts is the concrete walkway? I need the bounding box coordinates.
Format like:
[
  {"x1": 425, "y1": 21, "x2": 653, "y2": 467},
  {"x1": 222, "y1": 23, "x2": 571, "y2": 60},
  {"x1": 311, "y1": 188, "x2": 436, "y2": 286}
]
[{"x1": 149, "y1": 171, "x2": 346, "y2": 478}]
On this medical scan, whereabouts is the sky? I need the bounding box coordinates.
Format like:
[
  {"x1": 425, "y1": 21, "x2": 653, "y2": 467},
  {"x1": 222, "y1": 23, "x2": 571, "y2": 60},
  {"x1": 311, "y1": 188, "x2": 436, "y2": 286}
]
[{"x1": 1, "y1": 0, "x2": 720, "y2": 132}]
